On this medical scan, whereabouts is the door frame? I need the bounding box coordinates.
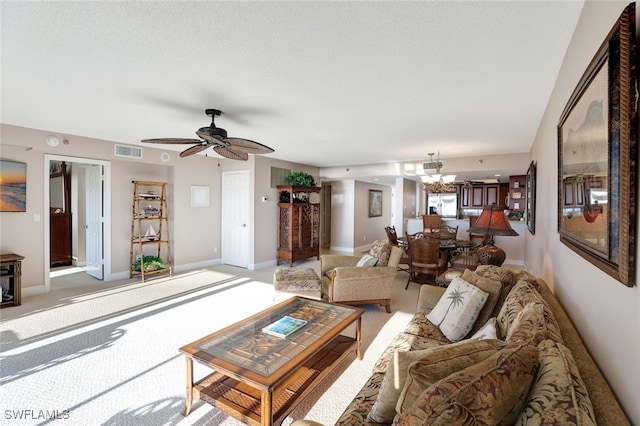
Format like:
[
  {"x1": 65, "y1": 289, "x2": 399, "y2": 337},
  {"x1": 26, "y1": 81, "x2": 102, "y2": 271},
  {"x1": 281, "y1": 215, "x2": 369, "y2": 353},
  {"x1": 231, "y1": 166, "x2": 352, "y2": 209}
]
[{"x1": 44, "y1": 154, "x2": 111, "y2": 291}]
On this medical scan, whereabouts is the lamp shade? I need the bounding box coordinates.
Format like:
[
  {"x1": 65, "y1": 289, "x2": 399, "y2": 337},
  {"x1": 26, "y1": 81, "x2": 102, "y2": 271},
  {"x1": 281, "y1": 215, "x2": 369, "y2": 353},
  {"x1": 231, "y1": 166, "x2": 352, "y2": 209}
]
[
  {"x1": 469, "y1": 205, "x2": 519, "y2": 236},
  {"x1": 469, "y1": 205, "x2": 518, "y2": 266}
]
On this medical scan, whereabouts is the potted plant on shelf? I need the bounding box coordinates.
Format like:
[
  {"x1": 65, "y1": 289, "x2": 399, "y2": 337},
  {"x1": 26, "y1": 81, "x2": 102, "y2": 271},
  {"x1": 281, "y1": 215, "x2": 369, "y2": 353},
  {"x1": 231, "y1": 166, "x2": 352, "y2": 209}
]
[
  {"x1": 284, "y1": 171, "x2": 316, "y2": 187},
  {"x1": 134, "y1": 255, "x2": 167, "y2": 272}
]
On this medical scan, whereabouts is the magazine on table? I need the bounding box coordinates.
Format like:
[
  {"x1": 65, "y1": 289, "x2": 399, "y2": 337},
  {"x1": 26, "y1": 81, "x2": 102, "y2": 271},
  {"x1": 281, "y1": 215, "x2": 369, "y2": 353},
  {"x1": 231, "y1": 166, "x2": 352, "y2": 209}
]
[{"x1": 262, "y1": 315, "x2": 307, "y2": 338}]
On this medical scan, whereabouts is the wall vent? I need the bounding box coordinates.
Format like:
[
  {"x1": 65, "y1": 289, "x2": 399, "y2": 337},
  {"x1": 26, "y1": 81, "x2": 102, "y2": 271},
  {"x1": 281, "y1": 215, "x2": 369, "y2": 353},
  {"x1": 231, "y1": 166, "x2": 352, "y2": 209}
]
[
  {"x1": 114, "y1": 144, "x2": 143, "y2": 159},
  {"x1": 270, "y1": 166, "x2": 291, "y2": 188},
  {"x1": 423, "y1": 161, "x2": 443, "y2": 171}
]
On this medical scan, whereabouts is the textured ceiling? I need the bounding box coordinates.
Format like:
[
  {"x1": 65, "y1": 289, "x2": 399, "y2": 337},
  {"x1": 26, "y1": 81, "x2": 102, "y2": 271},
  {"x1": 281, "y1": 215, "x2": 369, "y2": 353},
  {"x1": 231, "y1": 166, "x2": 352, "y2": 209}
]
[{"x1": 2, "y1": 1, "x2": 584, "y2": 173}]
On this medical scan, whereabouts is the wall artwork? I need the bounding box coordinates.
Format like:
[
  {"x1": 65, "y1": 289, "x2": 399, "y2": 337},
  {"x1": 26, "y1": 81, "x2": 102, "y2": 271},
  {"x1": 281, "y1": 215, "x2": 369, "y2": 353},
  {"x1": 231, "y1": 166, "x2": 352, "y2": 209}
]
[
  {"x1": 0, "y1": 160, "x2": 27, "y2": 212},
  {"x1": 526, "y1": 161, "x2": 536, "y2": 235},
  {"x1": 557, "y1": 3, "x2": 636, "y2": 287},
  {"x1": 368, "y1": 189, "x2": 382, "y2": 218},
  {"x1": 191, "y1": 185, "x2": 210, "y2": 207}
]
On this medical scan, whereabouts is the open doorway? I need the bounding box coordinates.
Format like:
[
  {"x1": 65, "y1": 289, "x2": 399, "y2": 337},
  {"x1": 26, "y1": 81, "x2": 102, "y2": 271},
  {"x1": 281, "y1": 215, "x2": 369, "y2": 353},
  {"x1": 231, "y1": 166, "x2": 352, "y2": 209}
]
[{"x1": 44, "y1": 155, "x2": 111, "y2": 292}]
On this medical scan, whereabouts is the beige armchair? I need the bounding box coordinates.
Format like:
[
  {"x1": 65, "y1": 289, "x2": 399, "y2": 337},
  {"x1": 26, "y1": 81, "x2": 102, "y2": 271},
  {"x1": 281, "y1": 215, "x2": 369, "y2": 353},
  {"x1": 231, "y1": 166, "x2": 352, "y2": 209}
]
[{"x1": 320, "y1": 245, "x2": 402, "y2": 313}]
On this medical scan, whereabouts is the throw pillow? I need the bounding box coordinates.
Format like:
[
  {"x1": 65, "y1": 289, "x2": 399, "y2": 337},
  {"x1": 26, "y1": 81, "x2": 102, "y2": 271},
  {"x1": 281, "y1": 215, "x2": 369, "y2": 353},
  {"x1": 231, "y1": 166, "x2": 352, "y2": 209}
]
[
  {"x1": 515, "y1": 339, "x2": 596, "y2": 426},
  {"x1": 504, "y1": 302, "x2": 548, "y2": 346},
  {"x1": 426, "y1": 277, "x2": 489, "y2": 342},
  {"x1": 368, "y1": 348, "x2": 435, "y2": 423},
  {"x1": 462, "y1": 269, "x2": 502, "y2": 335},
  {"x1": 395, "y1": 339, "x2": 506, "y2": 415},
  {"x1": 394, "y1": 343, "x2": 539, "y2": 426},
  {"x1": 369, "y1": 240, "x2": 392, "y2": 266},
  {"x1": 469, "y1": 317, "x2": 497, "y2": 340},
  {"x1": 356, "y1": 254, "x2": 378, "y2": 267}
]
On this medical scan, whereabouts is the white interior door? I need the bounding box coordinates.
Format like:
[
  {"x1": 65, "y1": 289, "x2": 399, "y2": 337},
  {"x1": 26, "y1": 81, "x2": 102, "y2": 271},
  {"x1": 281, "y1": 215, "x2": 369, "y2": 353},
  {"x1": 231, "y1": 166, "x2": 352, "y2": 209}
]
[
  {"x1": 222, "y1": 170, "x2": 250, "y2": 268},
  {"x1": 85, "y1": 165, "x2": 103, "y2": 279}
]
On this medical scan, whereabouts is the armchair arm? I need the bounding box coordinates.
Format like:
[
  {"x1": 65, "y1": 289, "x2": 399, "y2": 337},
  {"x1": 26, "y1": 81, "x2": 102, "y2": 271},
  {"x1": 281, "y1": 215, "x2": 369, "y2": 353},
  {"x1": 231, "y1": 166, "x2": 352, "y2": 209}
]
[{"x1": 320, "y1": 254, "x2": 361, "y2": 275}]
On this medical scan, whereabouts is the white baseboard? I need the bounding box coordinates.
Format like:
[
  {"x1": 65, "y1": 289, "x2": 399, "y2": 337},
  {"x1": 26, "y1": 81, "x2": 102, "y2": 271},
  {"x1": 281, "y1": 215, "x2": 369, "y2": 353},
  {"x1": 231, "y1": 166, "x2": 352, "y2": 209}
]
[{"x1": 329, "y1": 246, "x2": 354, "y2": 254}]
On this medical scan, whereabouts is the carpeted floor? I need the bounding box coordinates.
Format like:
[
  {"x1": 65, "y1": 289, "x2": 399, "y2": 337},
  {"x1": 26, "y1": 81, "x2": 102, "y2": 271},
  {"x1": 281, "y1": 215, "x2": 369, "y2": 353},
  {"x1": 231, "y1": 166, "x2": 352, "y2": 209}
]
[{"x1": 1, "y1": 259, "x2": 421, "y2": 426}]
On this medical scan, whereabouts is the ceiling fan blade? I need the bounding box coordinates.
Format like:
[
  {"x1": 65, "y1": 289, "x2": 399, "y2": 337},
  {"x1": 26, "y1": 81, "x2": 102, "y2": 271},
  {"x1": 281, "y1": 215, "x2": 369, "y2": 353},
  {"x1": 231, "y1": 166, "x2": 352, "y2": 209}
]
[
  {"x1": 213, "y1": 146, "x2": 249, "y2": 161},
  {"x1": 196, "y1": 130, "x2": 226, "y2": 144},
  {"x1": 141, "y1": 138, "x2": 201, "y2": 144},
  {"x1": 179, "y1": 144, "x2": 210, "y2": 157},
  {"x1": 224, "y1": 137, "x2": 274, "y2": 154}
]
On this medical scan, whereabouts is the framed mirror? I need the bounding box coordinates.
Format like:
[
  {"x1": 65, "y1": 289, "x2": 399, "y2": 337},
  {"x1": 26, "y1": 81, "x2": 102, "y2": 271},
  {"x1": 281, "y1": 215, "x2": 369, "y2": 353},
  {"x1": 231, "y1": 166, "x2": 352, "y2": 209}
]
[
  {"x1": 557, "y1": 3, "x2": 636, "y2": 287},
  {"x1": 50, "y1": 161, "x2": 69, "y2": 213}
]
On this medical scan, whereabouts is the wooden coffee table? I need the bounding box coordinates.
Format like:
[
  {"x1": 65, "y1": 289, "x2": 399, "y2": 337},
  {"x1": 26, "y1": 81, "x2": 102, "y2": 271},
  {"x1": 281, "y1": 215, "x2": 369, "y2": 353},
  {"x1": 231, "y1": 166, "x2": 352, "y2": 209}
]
[{"x1": 179, "y1": 297, "x2": 364, "y2": 426}]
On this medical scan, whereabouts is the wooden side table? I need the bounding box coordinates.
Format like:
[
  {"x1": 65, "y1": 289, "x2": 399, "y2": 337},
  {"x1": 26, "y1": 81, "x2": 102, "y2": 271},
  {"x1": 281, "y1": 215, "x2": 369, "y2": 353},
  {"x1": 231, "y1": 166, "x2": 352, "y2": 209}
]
[
  {"x1": 1, "y1": 253, "x2": 24, "y2": 307},
  {"x1": 435, "y1": 269, "x2": 463, "y2": 288}
]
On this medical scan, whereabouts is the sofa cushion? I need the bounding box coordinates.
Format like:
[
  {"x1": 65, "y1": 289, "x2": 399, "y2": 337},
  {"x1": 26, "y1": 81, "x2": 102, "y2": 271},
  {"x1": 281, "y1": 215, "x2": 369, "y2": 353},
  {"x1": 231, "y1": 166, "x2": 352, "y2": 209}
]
[
  {"x1": 461, "y1": 269, "x2": 502, "y2": 334},
  {"x1": 403, "y1": 309, "x2": 451, "y2": 343},
  {"x1": 393, "y1": 343, "x2": 539, "y2": 426},
  {"x1": 368, "y1": 339, "x2": 505, "y2": 423},
  {"x1": 515, "y1": 339, "x2": 596, "y2": 426},
  {"x1": 356, "y1": 254, "x2": 379, "y2": 267},
  {"x1": 426, "y1": 277, "x2": 488, "y2": 342},
  {"x1": 504, "y1": 302, "x2": 549, "y2": 346},
  {"x1": 497, "y1": 280, "x2": 564, "y2": 343},
  {"x1": 475, "y1": 265, "x2": 540, "y2": 317},
  {"x1": 369, "y1": 240, "x2": 392, "y2": 266},
  {"x1": 373, "y1": 332, "x2": 445, "y2": 374},
  {"x1": 334, "y1": 372, "x2": 386, "y2": 425},
  {"x1": 394, "y1": 339, "x2": 506, "y2": 415}
]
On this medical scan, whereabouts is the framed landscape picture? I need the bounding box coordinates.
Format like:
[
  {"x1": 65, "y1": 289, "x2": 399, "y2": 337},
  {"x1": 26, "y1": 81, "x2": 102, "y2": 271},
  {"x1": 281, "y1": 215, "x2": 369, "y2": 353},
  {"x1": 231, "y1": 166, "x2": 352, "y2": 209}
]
[
  {"x1": 368, "y1": 189, "x2": 382, "y2": 217},
  {"x1": 0, "y1": 160, "x2": 27, "y2": 212}
]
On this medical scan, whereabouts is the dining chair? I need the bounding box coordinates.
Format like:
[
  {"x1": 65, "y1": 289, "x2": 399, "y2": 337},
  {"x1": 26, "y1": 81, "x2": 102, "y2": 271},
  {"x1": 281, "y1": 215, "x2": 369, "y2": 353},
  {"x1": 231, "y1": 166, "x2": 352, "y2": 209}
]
[
  {"x1": 404, "y1": 231, "x2": 448, "y2": 289},
  {"x1": 439, "y1": 224, "x2": 458, "y2": 240},
  {"x1": 449, "y1": 248, "x2": 480, "y2": 271},
  {"x1": 384, "y1": 226, "x2": 410, "y2": 272},
  {"x1": 422, "y1": 214, "x2": 442, "y2": 233}
]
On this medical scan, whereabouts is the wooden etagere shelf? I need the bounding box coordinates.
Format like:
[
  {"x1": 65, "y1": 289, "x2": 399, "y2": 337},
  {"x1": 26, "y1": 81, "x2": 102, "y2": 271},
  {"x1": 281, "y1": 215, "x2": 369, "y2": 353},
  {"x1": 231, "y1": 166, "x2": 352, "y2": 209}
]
[{"x1": 130, "y1": 181, "x2": 173, "y2": 282}]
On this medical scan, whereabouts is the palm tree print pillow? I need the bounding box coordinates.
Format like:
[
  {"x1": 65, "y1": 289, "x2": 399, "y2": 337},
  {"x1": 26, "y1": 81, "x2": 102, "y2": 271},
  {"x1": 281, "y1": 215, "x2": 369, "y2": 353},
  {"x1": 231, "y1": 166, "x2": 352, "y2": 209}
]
[{"x1": 426, "y1": 277, "x2": 489, "y2": 342}]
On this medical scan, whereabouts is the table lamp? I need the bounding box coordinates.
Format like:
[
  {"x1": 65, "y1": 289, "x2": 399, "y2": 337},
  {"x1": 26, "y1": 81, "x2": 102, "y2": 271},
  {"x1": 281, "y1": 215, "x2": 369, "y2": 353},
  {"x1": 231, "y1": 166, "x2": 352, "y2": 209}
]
[{"x1": 469, "y1": 205, "x2": 519, "y2": 266}]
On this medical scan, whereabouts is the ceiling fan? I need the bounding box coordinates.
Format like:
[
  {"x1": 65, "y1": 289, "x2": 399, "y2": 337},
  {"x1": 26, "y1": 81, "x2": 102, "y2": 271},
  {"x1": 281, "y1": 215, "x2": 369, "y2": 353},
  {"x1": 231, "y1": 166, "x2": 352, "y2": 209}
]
[{"x1": 141, "y1": 109, "x2": 274, "y2": 161}]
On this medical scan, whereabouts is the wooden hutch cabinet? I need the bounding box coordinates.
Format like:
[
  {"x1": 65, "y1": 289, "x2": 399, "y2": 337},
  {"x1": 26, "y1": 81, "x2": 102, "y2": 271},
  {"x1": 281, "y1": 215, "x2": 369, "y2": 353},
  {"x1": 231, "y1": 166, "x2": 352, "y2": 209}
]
[{"x1": 277, "y1": 185, "x2": 321, "y2": 266}]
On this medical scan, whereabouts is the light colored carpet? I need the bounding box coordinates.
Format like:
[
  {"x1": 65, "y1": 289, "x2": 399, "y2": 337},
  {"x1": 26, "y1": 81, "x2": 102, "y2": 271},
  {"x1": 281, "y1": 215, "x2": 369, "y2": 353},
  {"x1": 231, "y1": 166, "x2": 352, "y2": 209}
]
[{"x1": 1, "y1": 259, "x2": 421, "y2": 425}]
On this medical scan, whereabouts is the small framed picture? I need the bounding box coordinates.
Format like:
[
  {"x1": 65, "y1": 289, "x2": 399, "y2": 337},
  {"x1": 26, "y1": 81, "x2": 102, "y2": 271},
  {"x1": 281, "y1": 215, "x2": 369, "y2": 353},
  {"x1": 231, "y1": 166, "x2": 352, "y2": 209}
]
[
  {"x1": 368, "y1": 189, "x2": 382, "y2": 217},
  {"x1": 191, "y1": 185, "x2": 210, "y2": 207}
]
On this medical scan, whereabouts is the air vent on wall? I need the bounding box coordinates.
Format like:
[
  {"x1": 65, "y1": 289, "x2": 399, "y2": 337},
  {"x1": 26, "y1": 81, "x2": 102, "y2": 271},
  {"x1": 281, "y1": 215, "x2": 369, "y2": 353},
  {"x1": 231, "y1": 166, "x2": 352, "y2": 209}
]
[
  {"x1": 114, "y1": 144, "x2": 143, "y2": 159},
  {"x1": 423, "y1": 161, "x2": 443, "y2": 171}
]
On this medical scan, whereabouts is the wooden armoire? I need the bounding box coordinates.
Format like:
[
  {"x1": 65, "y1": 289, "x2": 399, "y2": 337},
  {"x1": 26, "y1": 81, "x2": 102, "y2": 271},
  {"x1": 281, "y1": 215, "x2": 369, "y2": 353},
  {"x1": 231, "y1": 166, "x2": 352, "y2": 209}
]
[{"x1": 277, "y1": 185, "x2": 321, "y2": 266}]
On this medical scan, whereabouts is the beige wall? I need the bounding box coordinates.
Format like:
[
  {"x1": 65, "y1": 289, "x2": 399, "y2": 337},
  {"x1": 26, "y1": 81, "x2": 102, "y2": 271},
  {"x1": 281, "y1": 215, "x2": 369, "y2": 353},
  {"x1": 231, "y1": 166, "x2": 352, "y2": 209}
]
[
  {"x1": 327, "y1": 179, "x2": 356, "y2": 251},
  {"x1": 353, "y1": 181, "x2": 391, "y2": 251},
  {"x1": 0, "y1": 124, "x2": 317, "y2": 291},
  {"x1": 526, "y1": 1, "x2": 639, "y2": 422}
]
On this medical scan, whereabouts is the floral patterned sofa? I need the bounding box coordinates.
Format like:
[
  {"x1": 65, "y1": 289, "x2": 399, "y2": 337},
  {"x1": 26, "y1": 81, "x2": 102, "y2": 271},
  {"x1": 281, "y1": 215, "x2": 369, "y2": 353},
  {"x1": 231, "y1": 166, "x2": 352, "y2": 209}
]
[{"x1": 296, "y1": 266, "x2": 630, "y2": 426}]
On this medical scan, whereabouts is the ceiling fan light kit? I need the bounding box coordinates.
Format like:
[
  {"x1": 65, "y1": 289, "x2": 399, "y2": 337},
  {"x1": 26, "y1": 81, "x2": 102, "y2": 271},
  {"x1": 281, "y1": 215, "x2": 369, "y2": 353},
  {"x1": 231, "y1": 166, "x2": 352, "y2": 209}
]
[{"x1": 141, "y1": 108, "x2": 274, "y2": 161}]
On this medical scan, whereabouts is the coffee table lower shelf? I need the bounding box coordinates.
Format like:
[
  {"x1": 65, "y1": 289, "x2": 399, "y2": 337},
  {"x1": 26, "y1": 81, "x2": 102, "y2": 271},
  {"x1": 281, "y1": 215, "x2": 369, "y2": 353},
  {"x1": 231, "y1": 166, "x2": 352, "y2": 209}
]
[{"x1": 189, "y1": 335, "x2": 357, "y2": 426}]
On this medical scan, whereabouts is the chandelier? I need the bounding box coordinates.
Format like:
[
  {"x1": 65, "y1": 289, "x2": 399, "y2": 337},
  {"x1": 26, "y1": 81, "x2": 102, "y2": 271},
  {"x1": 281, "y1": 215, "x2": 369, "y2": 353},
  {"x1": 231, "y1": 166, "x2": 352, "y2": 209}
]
[{"x1": 421, "y1": 152, "x2": 456, "y2": 193}]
